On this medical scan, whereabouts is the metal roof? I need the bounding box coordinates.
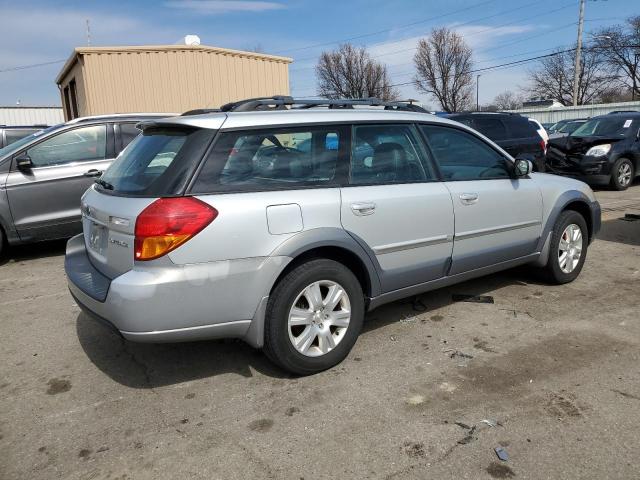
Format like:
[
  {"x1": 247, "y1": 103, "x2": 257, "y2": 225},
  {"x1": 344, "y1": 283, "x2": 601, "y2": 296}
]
[{"x1": 56, "y1": 44, "x2": 293, "y2": 84}]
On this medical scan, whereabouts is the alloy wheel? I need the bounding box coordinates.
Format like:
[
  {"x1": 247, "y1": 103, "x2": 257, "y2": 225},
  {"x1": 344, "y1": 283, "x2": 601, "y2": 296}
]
[
  {"x1": 287, "y1": 280, "x2": 351, "y2": 357},
  {"x1": 618, "y1": 162, "x2": 632, "y2": 187},
  {"x1": 558, "y1": 223, "x2": 583, "y2": 274}
]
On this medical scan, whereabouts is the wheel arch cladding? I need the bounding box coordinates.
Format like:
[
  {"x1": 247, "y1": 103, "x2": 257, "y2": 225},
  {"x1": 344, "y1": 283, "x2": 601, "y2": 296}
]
[{"x1": 269, "y1": 228, "x2": 381, "y2": 299}]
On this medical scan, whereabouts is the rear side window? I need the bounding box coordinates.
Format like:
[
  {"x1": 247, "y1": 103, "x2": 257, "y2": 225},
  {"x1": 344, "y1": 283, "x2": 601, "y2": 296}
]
[
  {"x1": 99, "y1": 127, "x2": 215, "y2": 196},
  {"x1": 191, "y1": 126, "x2": 347, "y2": 193},
  {"x1": 350, "y1": 124, "x2": 434, "y2": 184},
  {"x1": 119, "y1": 123, "x2": 141, "y2": 152},
  {"x1": 507, "y1": 117, "x2": 538, "y2": 138},
  {"x1": 472, "y1": 117, "x2": 508, "y2": 141}
]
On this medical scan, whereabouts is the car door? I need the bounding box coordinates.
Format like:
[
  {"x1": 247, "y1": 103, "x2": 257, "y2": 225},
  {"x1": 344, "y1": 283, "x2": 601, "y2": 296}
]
[
  {"x1": 5, "y1": 124, "x2": 113, "y2": 241},
  {"x1": 340, "y1": 123, "x2": 454, "y2": 293},
  {"x1": 419, "y1": 124, "x2": 542, "y2": 275}
]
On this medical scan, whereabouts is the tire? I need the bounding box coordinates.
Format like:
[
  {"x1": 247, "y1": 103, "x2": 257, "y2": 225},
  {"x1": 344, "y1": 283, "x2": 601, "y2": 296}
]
[
  {"x1": 609, "y1": 158, "x2": 634, "y2": 191},
  {"x1": 543, "y1": 210, "x2": 588, "y2": 285},
  {"x1": 263, "y1": 258, "x2": 364, "y2": 375},
  {"x1": 0, "y1": 227, "x2": 5, "y2": 258}
]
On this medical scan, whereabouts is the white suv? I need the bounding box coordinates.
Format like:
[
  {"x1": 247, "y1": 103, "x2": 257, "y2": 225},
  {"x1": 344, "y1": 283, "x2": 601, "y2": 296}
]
[{"x1": 65, "y1": 97, "x2": 601, "y2": 374}]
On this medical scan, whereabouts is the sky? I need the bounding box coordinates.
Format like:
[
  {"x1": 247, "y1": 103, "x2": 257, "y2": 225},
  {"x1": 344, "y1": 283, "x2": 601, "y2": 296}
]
[{"x1": 0, "y1": 0, "x2": 636, "y2": 109}]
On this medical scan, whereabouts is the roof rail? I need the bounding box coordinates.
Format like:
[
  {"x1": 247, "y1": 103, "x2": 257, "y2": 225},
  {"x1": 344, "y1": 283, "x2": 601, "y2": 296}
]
[
  {"x1": 181, "y1": 108, "x2": 222, "y2": 116},
  {"x1": 218, "y1": 96, "x2": 430, "y2": 113},
  {"x1": 66, "y1": 113, "x2": 176, "y2": 124}
]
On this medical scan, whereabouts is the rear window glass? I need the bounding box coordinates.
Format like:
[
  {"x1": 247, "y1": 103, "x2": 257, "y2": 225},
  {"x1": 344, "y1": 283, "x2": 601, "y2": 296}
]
[
  {"x1": 99, "y1": 127, "x2": 215, "y2": 196},
  {"x1": 191, "y1": 126, "x2": 347, "y2": 193}
]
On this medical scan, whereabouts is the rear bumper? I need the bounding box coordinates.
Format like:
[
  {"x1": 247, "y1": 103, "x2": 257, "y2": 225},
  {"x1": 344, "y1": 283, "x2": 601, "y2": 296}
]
[{"x1": 65, "y1": 234, "x2": 289, "y2": 343}]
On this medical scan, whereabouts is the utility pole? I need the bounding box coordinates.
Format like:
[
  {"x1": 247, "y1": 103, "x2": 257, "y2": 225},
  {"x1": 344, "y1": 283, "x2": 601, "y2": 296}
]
[
  {"x1": 86, "y1": 19, "x2": 91, "y2": 46},
  {"x1": 572, "y1": 0, "x2": 585, "y2": 106},
  {"x1": 476, "y1": 74, "x2": 481, "y2": 111}
]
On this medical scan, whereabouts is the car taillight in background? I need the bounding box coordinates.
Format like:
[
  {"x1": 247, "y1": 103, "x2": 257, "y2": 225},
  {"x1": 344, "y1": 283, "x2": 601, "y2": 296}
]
[
  {"x1": 540, "y1": 139, "x2": 547, "y2": 154},
  {"x1": 134, "y1": 197, "x2": 218, "y2": 261}
]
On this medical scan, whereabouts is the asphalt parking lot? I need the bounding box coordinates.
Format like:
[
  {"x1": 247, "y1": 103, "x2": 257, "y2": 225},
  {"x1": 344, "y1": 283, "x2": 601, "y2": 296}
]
[{"x1": 1, "y1": 184, "x2": 639, "y2": 480}]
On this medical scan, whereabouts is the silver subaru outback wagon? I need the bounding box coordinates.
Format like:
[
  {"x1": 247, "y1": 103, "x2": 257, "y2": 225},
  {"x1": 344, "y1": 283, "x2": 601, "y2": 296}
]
[{"x1": 65, "y1": 97, "x2": 601, "y2": 375}]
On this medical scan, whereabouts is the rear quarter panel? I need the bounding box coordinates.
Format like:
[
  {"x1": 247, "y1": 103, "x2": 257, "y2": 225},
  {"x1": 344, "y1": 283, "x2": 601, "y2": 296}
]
[{"x1": 168, "y1": 188, "x2": 342, "y2": 264}]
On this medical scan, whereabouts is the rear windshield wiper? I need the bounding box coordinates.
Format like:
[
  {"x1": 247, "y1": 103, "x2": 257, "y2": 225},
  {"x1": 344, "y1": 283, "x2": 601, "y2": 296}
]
[{"x1": 95, "y1": 179, "x2": 114, "y2": 190}]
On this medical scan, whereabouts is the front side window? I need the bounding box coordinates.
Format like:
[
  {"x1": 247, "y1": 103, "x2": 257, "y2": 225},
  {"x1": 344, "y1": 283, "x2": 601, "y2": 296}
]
[
  {"x1": 191, "y1": 126, "x2": 346, "y2": 193},
  {"x1": 420, "y1": 125, "x2": 510, "y2": 181},
  {"x1": 350, "y1": 124, "x2": 433, "y2": 185},
  {"x1": 26, "y1": 125, "x2": 106, "y2": 167}
]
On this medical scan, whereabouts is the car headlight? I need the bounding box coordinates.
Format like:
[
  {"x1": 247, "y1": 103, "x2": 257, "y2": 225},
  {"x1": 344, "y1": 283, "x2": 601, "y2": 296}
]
[{"x1": 585, "y1": 144, "x2": 611, "y2": 157}]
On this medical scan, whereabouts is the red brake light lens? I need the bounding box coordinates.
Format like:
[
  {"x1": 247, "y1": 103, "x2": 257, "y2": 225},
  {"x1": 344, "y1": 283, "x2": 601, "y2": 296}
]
[{"x1": 134, "y1": 197, "x2": 217, "y2": 261}]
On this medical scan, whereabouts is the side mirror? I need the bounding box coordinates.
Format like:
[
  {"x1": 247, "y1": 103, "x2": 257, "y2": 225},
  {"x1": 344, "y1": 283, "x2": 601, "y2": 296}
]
[
  {"x1": 514, "y1": 156, "x2": 533, "y2": 177},
  {"x1": 15, "y1": 153, "x2": 33, "y2": 170}
]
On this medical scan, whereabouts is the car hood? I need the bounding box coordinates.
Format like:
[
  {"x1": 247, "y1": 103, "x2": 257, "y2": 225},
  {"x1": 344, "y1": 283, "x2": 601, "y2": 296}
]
[{"x1": 548, "y1": 134, "x2": 625, "y2": 155}]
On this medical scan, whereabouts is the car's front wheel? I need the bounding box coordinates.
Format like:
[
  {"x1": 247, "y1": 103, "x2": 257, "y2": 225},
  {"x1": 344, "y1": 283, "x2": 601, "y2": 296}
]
[
  {"x1": 543, "y1": 210, "x2": 588, "y2": 284},
  {"x1": 610, "y1": 158, "x2": 634, "y2": 191},
  {"x1": 263, "y1": 259, "x2": 364, "y2": 375}
]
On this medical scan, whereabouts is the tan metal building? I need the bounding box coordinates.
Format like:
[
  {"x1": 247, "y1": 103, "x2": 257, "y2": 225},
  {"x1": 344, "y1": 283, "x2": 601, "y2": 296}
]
[{"x1": 55, "y1": 45, "x2": 292, "y2": 120}]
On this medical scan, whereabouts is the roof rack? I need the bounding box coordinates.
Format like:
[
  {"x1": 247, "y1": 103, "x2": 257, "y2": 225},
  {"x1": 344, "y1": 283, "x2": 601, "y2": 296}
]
[
  {"x1": 181, "y1": 108, "x2": 222, "y2": 116},
  {"x1": 218, "y1": 96, "x2": 430, "y2": 113}
]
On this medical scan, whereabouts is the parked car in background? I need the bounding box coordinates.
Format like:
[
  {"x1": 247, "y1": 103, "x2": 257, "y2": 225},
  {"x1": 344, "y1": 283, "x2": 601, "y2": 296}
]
[
  {"x1": 0, "y1": 113, "x2": 173, "y2": 254},
  {"x1": 528, "y1": 118, "x2": 548, "y2": 152},
  {"x1": 445, "y1": 112, "x2": 547, "y2": 171},
  {"x1": 65, "y1": 97, "x2": 600, "y2": 375},
  {"x1": 546, "y1": 112, "x2": 640, "y2": 190},
  {"x1": 541, "y1": 122, "x2": 555, "y2": 131},
  {"x1": 548, "y1": 119, "x2": 588, "y2": 139},
  {"x1": 0, "y1": 125, "x2": 48, "y2": 149}
]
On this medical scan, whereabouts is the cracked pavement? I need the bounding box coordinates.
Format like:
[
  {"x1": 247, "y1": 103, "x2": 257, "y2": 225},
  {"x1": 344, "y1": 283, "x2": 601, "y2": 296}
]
[{"x1": 1, "y1": 184, "x2": 639, "y2": 479}]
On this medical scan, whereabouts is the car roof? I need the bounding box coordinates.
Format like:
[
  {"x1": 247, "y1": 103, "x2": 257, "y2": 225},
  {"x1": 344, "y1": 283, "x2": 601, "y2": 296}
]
[
  {"x1": 143, "y1": 108, "x2": 464, "y2": 131},
  {"x1": 66, "y1": 113, "x2": 176, "y2": 125},
  {"x1": 595, "y1": 111, "x2": 640, "y2": 119}
]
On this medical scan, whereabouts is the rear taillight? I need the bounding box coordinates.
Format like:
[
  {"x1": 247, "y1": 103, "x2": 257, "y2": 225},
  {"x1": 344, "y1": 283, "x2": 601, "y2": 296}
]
[
  {"x1": 540, "y1": 139, "x2": 547, "y2": 154},
  {"x1": 134, "y1": 197, "x2": 218, "y2": 261}
]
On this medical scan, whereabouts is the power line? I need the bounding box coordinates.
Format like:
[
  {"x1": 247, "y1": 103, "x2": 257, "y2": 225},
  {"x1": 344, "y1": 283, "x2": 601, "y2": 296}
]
[
  {"x1": 289, "y1": 2, "x2": 576, "y2": 73},
  {"x1": 0, "y1": 59, "x2": 66, "y2": 74},
  {"x1": 274, "y1": 0, "x2": 498, "y2": 55}
]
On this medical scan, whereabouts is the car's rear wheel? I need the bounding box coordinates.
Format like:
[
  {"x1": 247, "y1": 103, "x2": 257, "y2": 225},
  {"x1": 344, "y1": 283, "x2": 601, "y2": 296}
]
[
  {"x1": 263, "y1": 259, "x2": 364, "y2": 375},
  {"x1": 543, "y1": 210, "x2": 588, "y2": 284},
  {"x1": 610, "y1": 158, "x2": 634, "y2": 191},
  {"x1": 0, "y1": 227, "x2": 5, "y2": 258}
]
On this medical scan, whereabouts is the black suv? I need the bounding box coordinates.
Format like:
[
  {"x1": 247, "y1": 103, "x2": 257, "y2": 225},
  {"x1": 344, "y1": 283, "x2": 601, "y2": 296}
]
[
  {"x1": 546, "y1": 112, "x2": 640, "y2": 190},
  {"x1": 0, "y1": 125, "x2": 47, "y2": 149},
  {"x1": 445, "y1": 112, "x2": 546, "y2": 171}
]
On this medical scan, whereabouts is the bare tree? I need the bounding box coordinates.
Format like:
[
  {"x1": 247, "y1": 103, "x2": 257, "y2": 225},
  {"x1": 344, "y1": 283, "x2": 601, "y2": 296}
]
[
  {"x1": 493, "y1": 90, "x2": 524, "y2": 110},
  {"x1": 316, "y1": 44, "x2": 398, "y2": 100},
  {"x1": 591, "y1": 16, "x2": 640, "y2": 100},
  {"x1": 525, "y1": 48, "x2": 611, "y2": 105},
  {"x1": 413, "y1": 28, "x2": 474, "y2": 112}
]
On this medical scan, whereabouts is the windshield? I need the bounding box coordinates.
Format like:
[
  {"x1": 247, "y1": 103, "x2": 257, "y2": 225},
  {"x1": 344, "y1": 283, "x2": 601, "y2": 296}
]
[
  {"x1": 0, "y1": 124, "x2": 61, "y2": 160},
  {"x1": 98, "y1": 127, "x2": 215, "y2": 196},
  {"x1": 571, "y1": 117, "x2": 637, "y2": 138},
  {"x1": 558, "y1": 122, "x2": 584, "y2": 134}
]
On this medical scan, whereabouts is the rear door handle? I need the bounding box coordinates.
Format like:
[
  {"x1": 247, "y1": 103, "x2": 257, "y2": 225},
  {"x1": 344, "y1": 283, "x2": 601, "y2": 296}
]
[
  {"x1": 351, "y1": 202, "x2": 376, "y2": 216},
  {"x1": 84, "y1": 169, "x2": 103, "y2": 177},
  {"x1": 459, "y1": 193, "x2": 479, "y2": 205}
]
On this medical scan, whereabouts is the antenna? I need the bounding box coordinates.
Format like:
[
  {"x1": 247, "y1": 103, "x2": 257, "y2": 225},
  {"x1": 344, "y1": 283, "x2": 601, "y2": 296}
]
[{"x1": 86, "y1": 19, "x2": 91, "y2": 46}]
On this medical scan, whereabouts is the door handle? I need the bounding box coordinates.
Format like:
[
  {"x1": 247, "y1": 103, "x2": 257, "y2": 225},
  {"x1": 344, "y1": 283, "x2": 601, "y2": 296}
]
[
  {"x1": 84, "y1": 169, "x2": 103, "y2": 177},
  {"x1": 459, "y1": 193, "x2": 479, "y2": 205},
  {"x1": 351, "y1": 202, "x2": 376, "y2": 216}
]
